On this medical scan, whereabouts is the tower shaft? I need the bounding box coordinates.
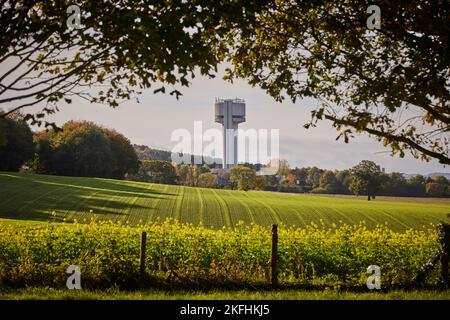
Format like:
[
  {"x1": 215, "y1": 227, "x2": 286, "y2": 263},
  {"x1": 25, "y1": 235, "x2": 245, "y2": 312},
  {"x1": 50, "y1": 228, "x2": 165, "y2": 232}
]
[{"x1": 215, "y1": 98, "x2": 246, "y2": 169}]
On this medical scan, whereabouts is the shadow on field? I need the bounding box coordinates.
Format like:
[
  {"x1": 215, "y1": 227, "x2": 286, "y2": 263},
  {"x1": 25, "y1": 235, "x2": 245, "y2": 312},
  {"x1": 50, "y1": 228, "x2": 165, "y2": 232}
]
[
  {"x1": 0, "y1": 173, "x2": 175, "y2": 223},
  {"x1": 0, "y1": 211, "x2": 54, "y2": 223},
  {"x1": 31, "y1": 179, "x2": 175, "y2": 199},
  {"x1": 95, "y1": 179, "x2": 176, "y2": 196},
  {"x1": 0, "y1": 193, "x2": 158, "y2": 222},
  {"x1": 0, "y1": 172, "x2": 176, "y2": 198}
]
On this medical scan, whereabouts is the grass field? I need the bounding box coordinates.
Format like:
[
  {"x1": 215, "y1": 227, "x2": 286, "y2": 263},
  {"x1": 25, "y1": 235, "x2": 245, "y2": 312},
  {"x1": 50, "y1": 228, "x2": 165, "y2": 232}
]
[
  {"x1": 1, "y1": 287, "x2": 449, "y2": 300},
  {"x1": 1, "y1": 172, "x2": 449, "y2": 230}
]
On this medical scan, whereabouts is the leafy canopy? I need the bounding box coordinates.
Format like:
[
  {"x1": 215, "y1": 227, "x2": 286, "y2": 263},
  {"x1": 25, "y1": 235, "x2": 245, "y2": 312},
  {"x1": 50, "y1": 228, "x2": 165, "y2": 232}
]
[
  {"x1": 349, "y1": 160, "x2": 383, "y2": 199},
  {"x1": 223, "y1": 0, "x2": 450, "y2": 164},
  {"x1": 0, "y1": 0, "x2": 266, "y2": 127}
]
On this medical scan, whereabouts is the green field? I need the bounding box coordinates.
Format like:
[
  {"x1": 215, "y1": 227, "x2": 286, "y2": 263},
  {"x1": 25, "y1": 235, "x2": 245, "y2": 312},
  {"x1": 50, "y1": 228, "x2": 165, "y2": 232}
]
[
  {"x1": 0, "y1": 172, "x2": 449, "y2": 230},
  {"x1": 1, "y1": 287, "x2": 449, "y2": 300}
]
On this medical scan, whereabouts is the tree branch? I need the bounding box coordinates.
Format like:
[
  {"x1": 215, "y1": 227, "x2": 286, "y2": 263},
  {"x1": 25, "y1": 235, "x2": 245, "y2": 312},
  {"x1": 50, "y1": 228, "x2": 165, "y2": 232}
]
[{"x1": 324, "y1": 114, "x2": 450, "y2": 165}]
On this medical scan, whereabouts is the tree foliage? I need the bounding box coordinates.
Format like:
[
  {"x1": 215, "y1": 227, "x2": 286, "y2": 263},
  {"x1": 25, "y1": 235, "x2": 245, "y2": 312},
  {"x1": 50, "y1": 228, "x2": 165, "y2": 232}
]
[
  {"x1": 33, "y1": 121, "x2": 137, "y2": 178},
  {"x1": 197, "y1": 172, "x2": 218, "y2": 189},
  {"x1": 0, "y1": 113, "x2": 34, "y2": 171},
  {"x1": 380, "y1": 172, "x2": 408, "y2": 196},
  {"x1": 349, "y1": 160, "x2": 383, "y2": 200},
  {"x1": 425, "y1": 182, "x2": 448, "y2": 197},
  {"x1": 0, "y1": 0, "x2": 266, "y2": 127},
  {"x1": 130, "y1": 160, "x2": 177, "y2": 184},
  {"x1": 229, "y1": 165, "x2": 257, "y2": 191},
  {"x1": 106, "y1": 130, "x2": 138, "y2": 179},
  {"x1": 318, "y1": 170, "x2": 341, "y2": 193},
  {"x1": 32, "y1": 130, "x2": 53, "y2": 174},
  {"x1": 306, "y1": 166, "x2": 323, "y2": 189},
  {"x1": 53, "y1": 122, "x2": 114, "y2": 177},
  {"x1": 175, "y1": 164, "x2": 201, "y2": 187},
  {"x1": 432, "y1": 175, "x2": 449, "y2": 186},
  {"x1": 1, "y1": 1, "x2": 449, "y2": 165}
]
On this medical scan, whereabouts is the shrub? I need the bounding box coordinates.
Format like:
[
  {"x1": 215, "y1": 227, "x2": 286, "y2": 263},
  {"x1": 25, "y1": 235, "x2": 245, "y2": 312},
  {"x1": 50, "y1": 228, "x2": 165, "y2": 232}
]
[
  {"x1": 0, "y1": 220, "x2": 439, "y2": 289},
  {"x1": 0, "y1": 115, "x2": 34, "y2": 171}
]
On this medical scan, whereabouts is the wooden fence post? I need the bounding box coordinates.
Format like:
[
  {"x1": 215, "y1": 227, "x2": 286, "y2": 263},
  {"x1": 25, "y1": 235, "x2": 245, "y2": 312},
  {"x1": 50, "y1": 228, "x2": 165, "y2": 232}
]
[
  {"x1": 271, "y1": 224, "x2": 278, "y2": 287},
  {"x1": 140, "y1": 231, "x2": 147, "y2": 275}
]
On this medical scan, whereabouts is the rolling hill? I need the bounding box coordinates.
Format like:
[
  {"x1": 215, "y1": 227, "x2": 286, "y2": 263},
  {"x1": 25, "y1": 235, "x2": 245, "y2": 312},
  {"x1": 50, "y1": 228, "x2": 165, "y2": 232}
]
[{"x1": 0, "y1": 172, "x2": 449, "y2": 230}]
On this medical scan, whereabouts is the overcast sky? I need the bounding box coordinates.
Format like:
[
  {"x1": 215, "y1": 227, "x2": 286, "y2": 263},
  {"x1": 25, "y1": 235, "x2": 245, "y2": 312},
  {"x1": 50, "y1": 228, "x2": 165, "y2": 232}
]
[{"x1": 29, "y1": 64, "x2": 449, "y2": 175}]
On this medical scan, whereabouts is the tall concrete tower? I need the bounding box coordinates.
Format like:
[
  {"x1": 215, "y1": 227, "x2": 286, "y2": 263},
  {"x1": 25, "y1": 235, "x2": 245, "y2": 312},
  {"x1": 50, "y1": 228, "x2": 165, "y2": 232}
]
[{"x1": 215, "y1": 98, "x2": 246, "y2": 169}]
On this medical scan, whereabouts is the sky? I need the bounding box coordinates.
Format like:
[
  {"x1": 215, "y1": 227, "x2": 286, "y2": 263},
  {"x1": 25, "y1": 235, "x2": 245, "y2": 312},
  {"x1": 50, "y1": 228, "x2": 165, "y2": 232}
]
[{"x1": 29, "y1": 64, "x2": 449, "y2": 175}]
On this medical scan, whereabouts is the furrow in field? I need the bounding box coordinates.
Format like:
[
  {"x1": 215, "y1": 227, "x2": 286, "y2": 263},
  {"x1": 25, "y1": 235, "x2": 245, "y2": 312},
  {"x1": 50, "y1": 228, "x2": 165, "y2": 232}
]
[
  {"x1": 195, "y1": 188, "x2": 205, "y2": 225},
  {"x1": 63, "y1": 190, "x2": 102, "y2": 221},
  {"x1": 177, "y1": 187, "x2": 201, "y2": 225},
  {"x1": 147, "y1": 184, "x2": 171, "y2": 221},
  {"x1": 79, "y1": 191, "x2": 127, "y2": 222},
  {"x1": 64, "y1": 179, "x2": 147, "y2": 223},
  {"x1": 27, "y1": 178, "x2": 107, "y2": 216},
  {"x1": 220, "y1": 190, "x2": 254, "y2": 225},
  {"x1": 391, "y1": 206, "x2": 448, "y2": 228},
  {"x1": 13, "y1": 185, "x2": 73, "y2": 220},
  {"x1": 244, "y1": 192, "x2": 282, "y2": 224},
  {"x1": 102, "y1": 189, "x2": 148, "y2": 224},
  {"x1": 325, "y1": 207, "x2": 368, "y2": 226},
  {"x1": 296, "y1": 204, "x2": 332, "y2": 225},
  {"x1": 38, "y1": 185, "x2": 101, "y2": 221},
  {"x1": 200, "y1": 188, "x2": 224, "y2": 228},
  {"x1": 122, "y1": 194, "x2": 142, "y2": 225},
  {"x1": 224, "y1": 190, "x2": 255, "y2": 224},
  {"x1": 165, "y1": 185, "x2": 182, "y2": 219},
  {"x1": 173, "y1": 185, "x2": 185, "y2": 222},
  {"x1": 344, "y1": 207, "x2": 387, "y2": 228},
  {"x1": 267, "y1": 201, "x2": 305, "y2": 226},
  {"x1": 3, "y1": 175, "x2": 122, "y2": 219},
  {"x1": 154, "y1": 184, "x2": 179, "y2": 221},
  {"x1": 402, "y1": 211, "x2": 446, "y2": 228},
  {"x1": 210, "y1": 188, "x2": 232, "y2": 228},
  {"x1": 240, "y1": 192, "x2": 278, "y2": 226},
  {"x1": 0, "y1": 183, "x2": 64, "y2": 217},
  {"x1": 127, "y1": 182, "x2": 167, "y2": 224},
  {"x1": 367, "y1": 207, "x2": 411, "y2": 230},
  {"x1": 0, "y1": 175, "x2": 54, "y2": 206},
  {"x1": 291, "y1": 208, "x2": 311, "y2": 227}
]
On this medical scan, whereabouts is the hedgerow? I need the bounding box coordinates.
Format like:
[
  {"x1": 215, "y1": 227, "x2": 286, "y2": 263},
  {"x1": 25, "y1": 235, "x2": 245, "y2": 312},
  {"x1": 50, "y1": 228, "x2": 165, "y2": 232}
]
[{"x1": 0, "y1": 219, "x2": 440, "y2": 289}]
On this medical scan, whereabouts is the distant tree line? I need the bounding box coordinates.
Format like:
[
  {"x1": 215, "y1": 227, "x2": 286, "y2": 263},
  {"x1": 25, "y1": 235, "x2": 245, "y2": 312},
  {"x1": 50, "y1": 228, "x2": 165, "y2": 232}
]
[
  {"x1": 133, "y1": 144, "x2": 221, "y2": 167},
  {"x1": 278, "y1": 161, "x2": 450, "y2": 199},
  {"x1": 128, "y1": 159, "x2": 450, "y2": 198},
  {"x1": 1, "y1": 116, "x2": 449, "y2": 198},
  {"x1": 0, "y1": 116, "x2": 138, "y2": 179},
  {"x1": 133, "y1": 145, "x2": 172, "y2": 162}
]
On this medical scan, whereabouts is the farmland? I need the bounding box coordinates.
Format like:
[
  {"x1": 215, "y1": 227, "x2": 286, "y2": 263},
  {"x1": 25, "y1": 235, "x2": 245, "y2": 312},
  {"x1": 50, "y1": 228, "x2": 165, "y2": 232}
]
[
  {"x1": 0, "y1": 220, "x2": 440, "y2": 288},
  {"x1": 1, "y1": 287, "x2": 450, "y2": 300},
  {"x1": 0, "y1": 172, "x2": 449, "y2": 230},
  {"x1": 0, "y1": 172, "x2": 449, "y2": 294}
]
